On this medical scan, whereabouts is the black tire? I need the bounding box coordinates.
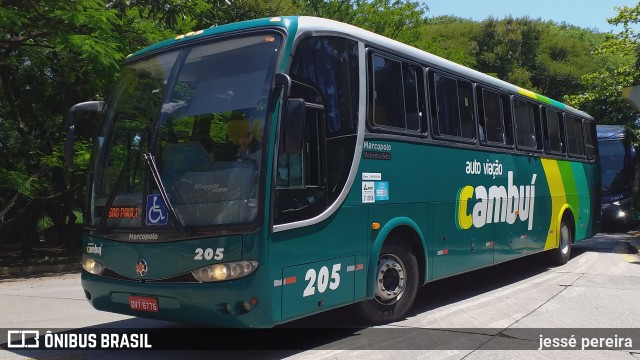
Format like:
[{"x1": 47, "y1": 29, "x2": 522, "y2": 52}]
[
  {"x1": 548, "y1": 218, "x2": 573, "y2": 265},
  {"x1": 357, "y1": 239, "x2": 419, "y2": 324}
]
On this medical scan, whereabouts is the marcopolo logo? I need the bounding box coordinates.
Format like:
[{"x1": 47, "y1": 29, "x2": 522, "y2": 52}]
[
  {"x1": 363, "y1": 141, "x2": 392, "y2": 152},
  {"x1": 128, "y1": 233, "x2": 158, "y2": 241},
  {"x1": 456, "y1": 171, "x2": 537, "y2": 231}
]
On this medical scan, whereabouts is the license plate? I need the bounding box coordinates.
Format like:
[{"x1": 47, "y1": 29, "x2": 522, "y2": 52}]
[{"x1": 128, "y1": 295, "x2": 159, "y2": 312}]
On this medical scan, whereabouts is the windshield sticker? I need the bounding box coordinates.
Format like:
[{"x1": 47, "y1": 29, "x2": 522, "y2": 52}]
[
  {"x1": 362, "y1": 181, "x2": 390, "y2": 203},
  {"x1": 146, "y1": 194, "x2": 168, "y2": 226},
  {"x1": 375, "y1": 181, "x2": 389, "y2": 201},
  {"x1": 362, "y1": 172, "x2": 382, "y2": 180},
  {"x1": 362, "y1": 182, "x2": 375, "y2": 203}
]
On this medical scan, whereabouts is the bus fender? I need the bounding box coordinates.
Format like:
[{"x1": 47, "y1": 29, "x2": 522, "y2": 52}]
[
  {"x1": 367, "y1": 217, "x2": 427, "y2": 298},
  {"x1": 547, "y1": 204, "x2": 574, "y2": 250}
]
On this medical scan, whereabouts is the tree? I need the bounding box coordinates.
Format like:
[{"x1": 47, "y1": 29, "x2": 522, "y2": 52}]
[
  {"x1": 472, "y1": 17, "x2": 543, "y2": 90},
  {"x1": 564, "y1": 3, "x2": 639, "y2": 127},
  {"x1": 0, "y1": 0, "x2": 121, "y2": 253},
  {"x1": 292, "y1": 0, "x2": 427, "y2": 40},
  {"x1": 412, "y1": 16, "x2": 479, "y2": 67}
]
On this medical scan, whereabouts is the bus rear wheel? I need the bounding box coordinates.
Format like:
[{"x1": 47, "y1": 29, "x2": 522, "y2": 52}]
[
  {"x1": 548, "y1": 218, "x2": 573, "y2": 265},
  {"x1": 357, "y1": 239, "x2": 419, "y2": 324}
]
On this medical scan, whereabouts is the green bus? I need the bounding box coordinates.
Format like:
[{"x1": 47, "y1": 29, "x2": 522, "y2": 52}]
[{"x1": 68, "y1": 16, "x2": 600, "y2": 328}]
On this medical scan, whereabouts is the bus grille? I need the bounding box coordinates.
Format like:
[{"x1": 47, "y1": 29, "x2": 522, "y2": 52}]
[{"x1": 100, "y1": 268, "x2": 199, "y2": 283}]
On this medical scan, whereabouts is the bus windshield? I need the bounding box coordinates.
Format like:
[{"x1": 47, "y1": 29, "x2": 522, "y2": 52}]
[
  {"x1": 599, "y1": 140, "x2": 630, "y2": 195},
  {"x1": 89, "y1": 33, "x2": 282, "y2": 231}
]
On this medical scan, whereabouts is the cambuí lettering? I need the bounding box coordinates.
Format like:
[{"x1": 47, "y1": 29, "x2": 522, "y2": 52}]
[{"x1": 457, "y1": 171, "x2": 537, "y2": 231}]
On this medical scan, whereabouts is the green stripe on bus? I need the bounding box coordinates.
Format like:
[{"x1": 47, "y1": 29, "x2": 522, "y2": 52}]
[
  {"x1": 517, "y1": 88, "x2": 567, "y2": 110},
  {"x1": 570, "y1": 162, "x2": 591, "y2": 239},
  {"x1": 558, "y1": 160, "x2": 579, "y2": 225}
]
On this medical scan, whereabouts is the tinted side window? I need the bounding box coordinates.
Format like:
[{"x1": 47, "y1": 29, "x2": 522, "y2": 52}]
[
  {"x1": 502, "y1": 94, "x2": 514, "y2": 146},
  {"x1": 477, "y1": 88, "x2": 505, "y2": 144},
  {"x1": 277, "y1": 36, "x2": 360, "y2": 225},
  {"x1": 544, "y1": 108, "x2": 564, "y2": 154},
  {"x1": 583, "y1": 121, "x2": 597, "y2": 160},
  {"x1": 371, "y1": 54, "x2": 405, "y2": 128},
  {"x1": 431, "y1": 72, "x2": 475, "y2": 140},
  {"x1": 403, "y1": 63, "x2": 420, "y2": 131},
  {"x1": 513, "y1": 99, "x2": 538, "y2": 149},
  {"x1": 290, "y1": 36, "x2": 359, "y2": 137},
  {"x1": 566, "y1": 115, "x2": 584, "y2": 156},
  {"x1": 369, "y1": 53, "x2": 424, "y2": 132}
]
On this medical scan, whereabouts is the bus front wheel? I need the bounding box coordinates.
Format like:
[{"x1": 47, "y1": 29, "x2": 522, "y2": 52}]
[
  {"x1": 548, "y1": 218, "x2": 573, "y2": 265},
  {"x1": 357, "y1": 239, "x2": 419, "y2": 324}
]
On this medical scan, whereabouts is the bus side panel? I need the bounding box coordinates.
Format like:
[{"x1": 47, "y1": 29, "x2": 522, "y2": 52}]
[
  {"x1": 539, "y1": 159, "x2": 597, "y2": 249},
  {"x1": 281, "y1": 256, "x2": 355, "y2": 320},
  {"x1": 431, "y1": 200, "x2": 494, "y2": 279}
]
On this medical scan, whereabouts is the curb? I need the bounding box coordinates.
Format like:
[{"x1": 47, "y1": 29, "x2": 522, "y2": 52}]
[{"x1": 0, "y1": 263, "x2": 81, "y2": 277}]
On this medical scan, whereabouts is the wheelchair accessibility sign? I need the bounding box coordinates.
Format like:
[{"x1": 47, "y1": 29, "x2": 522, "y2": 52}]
[{"x1": 146, "y1": 194, "x2": 168, "y2": 226}]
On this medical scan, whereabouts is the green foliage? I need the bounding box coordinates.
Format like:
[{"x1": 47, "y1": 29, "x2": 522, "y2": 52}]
[
  {"x1": 532, "y1": 23, "x2": 606, "y2": 99},
  {"x1": 564, "y1": 3, "x2": 640, "y2": 127},
  {"x1": 417, "y1": 17, "x2": 479, "y2": 67},
  {"x1": 472, "y1": 17, "x2": 544, "y2": 89},
  {"x1": 0, "y1": 169, "x2": 45, "y2": 198},
  {"x1": 293, "y1": 0, "x2": 428, "y2": 40}
]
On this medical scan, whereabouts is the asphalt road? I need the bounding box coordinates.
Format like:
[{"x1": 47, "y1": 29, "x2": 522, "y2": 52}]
[{"x1": 1, "y1": 232, "x2": 639, "y2": 359}]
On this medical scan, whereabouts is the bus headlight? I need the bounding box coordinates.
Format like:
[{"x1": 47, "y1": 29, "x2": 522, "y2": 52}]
[
  {"x1": 82, "y1": 255, "x2": 105, "y2": 275},
  {"x1": 191, "y1": 261, "x2": 258, "y2": 282}
]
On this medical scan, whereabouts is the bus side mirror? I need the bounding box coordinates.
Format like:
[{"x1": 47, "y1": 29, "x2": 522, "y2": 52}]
[
  {"x1": 275, "y1": 73, "x2": 291, "y2": 99},
  {"x1": 283, "y1": 98, "x2": 304, "y2": 154},
  {"x1": 65, "y1": 101, "x2": 105, "y2": 169}
]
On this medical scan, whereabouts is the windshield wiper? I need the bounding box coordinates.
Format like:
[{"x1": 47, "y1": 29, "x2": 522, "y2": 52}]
[
  {"x1": 97, "y1": 144, "x2": 142, "y2": 234},
  {"x1": 143, "y1": 152, "x2": 186, "y2": 234}
]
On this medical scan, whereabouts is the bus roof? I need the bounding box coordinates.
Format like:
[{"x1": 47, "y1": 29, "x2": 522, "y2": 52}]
[{"x1": 127, "y1": 16, "x2": 591, "y2": 119}]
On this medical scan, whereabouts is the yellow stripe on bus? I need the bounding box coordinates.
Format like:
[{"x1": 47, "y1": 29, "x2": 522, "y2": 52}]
[
  {"x1": 541, "y1": 159, "x2": 567, "y2": 250},
  {"x1": 517, "y1": 88, "x2": 538, "y2": 100}
]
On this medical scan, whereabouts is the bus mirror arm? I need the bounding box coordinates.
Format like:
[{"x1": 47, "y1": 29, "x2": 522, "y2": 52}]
[{"x1": 64, "y1": 101, "x2": 105, "y2": 170}]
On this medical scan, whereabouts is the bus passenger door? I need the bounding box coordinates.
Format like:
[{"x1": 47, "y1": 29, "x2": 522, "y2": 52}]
[{"x1": 272, "y1": 86, "x2": 363, "y2": 322}]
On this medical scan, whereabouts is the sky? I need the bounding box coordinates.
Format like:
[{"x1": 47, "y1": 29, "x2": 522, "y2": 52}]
[{"x1": 424, "y1": 0, "x2": 639, "y2": 33}]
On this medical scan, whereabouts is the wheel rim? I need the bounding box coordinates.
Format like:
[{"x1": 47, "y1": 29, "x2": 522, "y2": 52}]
[
  {"x1": 374, "y1": 253, "x2": 406, "y2": 305},
  {"x1": 560, "y1": 224, "x2": 571, "y2": 256}
]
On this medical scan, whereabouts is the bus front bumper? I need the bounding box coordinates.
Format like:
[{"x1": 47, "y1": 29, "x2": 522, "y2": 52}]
[{"x1": 81, "y1": 270, "x2": 277, "y2": 328}]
